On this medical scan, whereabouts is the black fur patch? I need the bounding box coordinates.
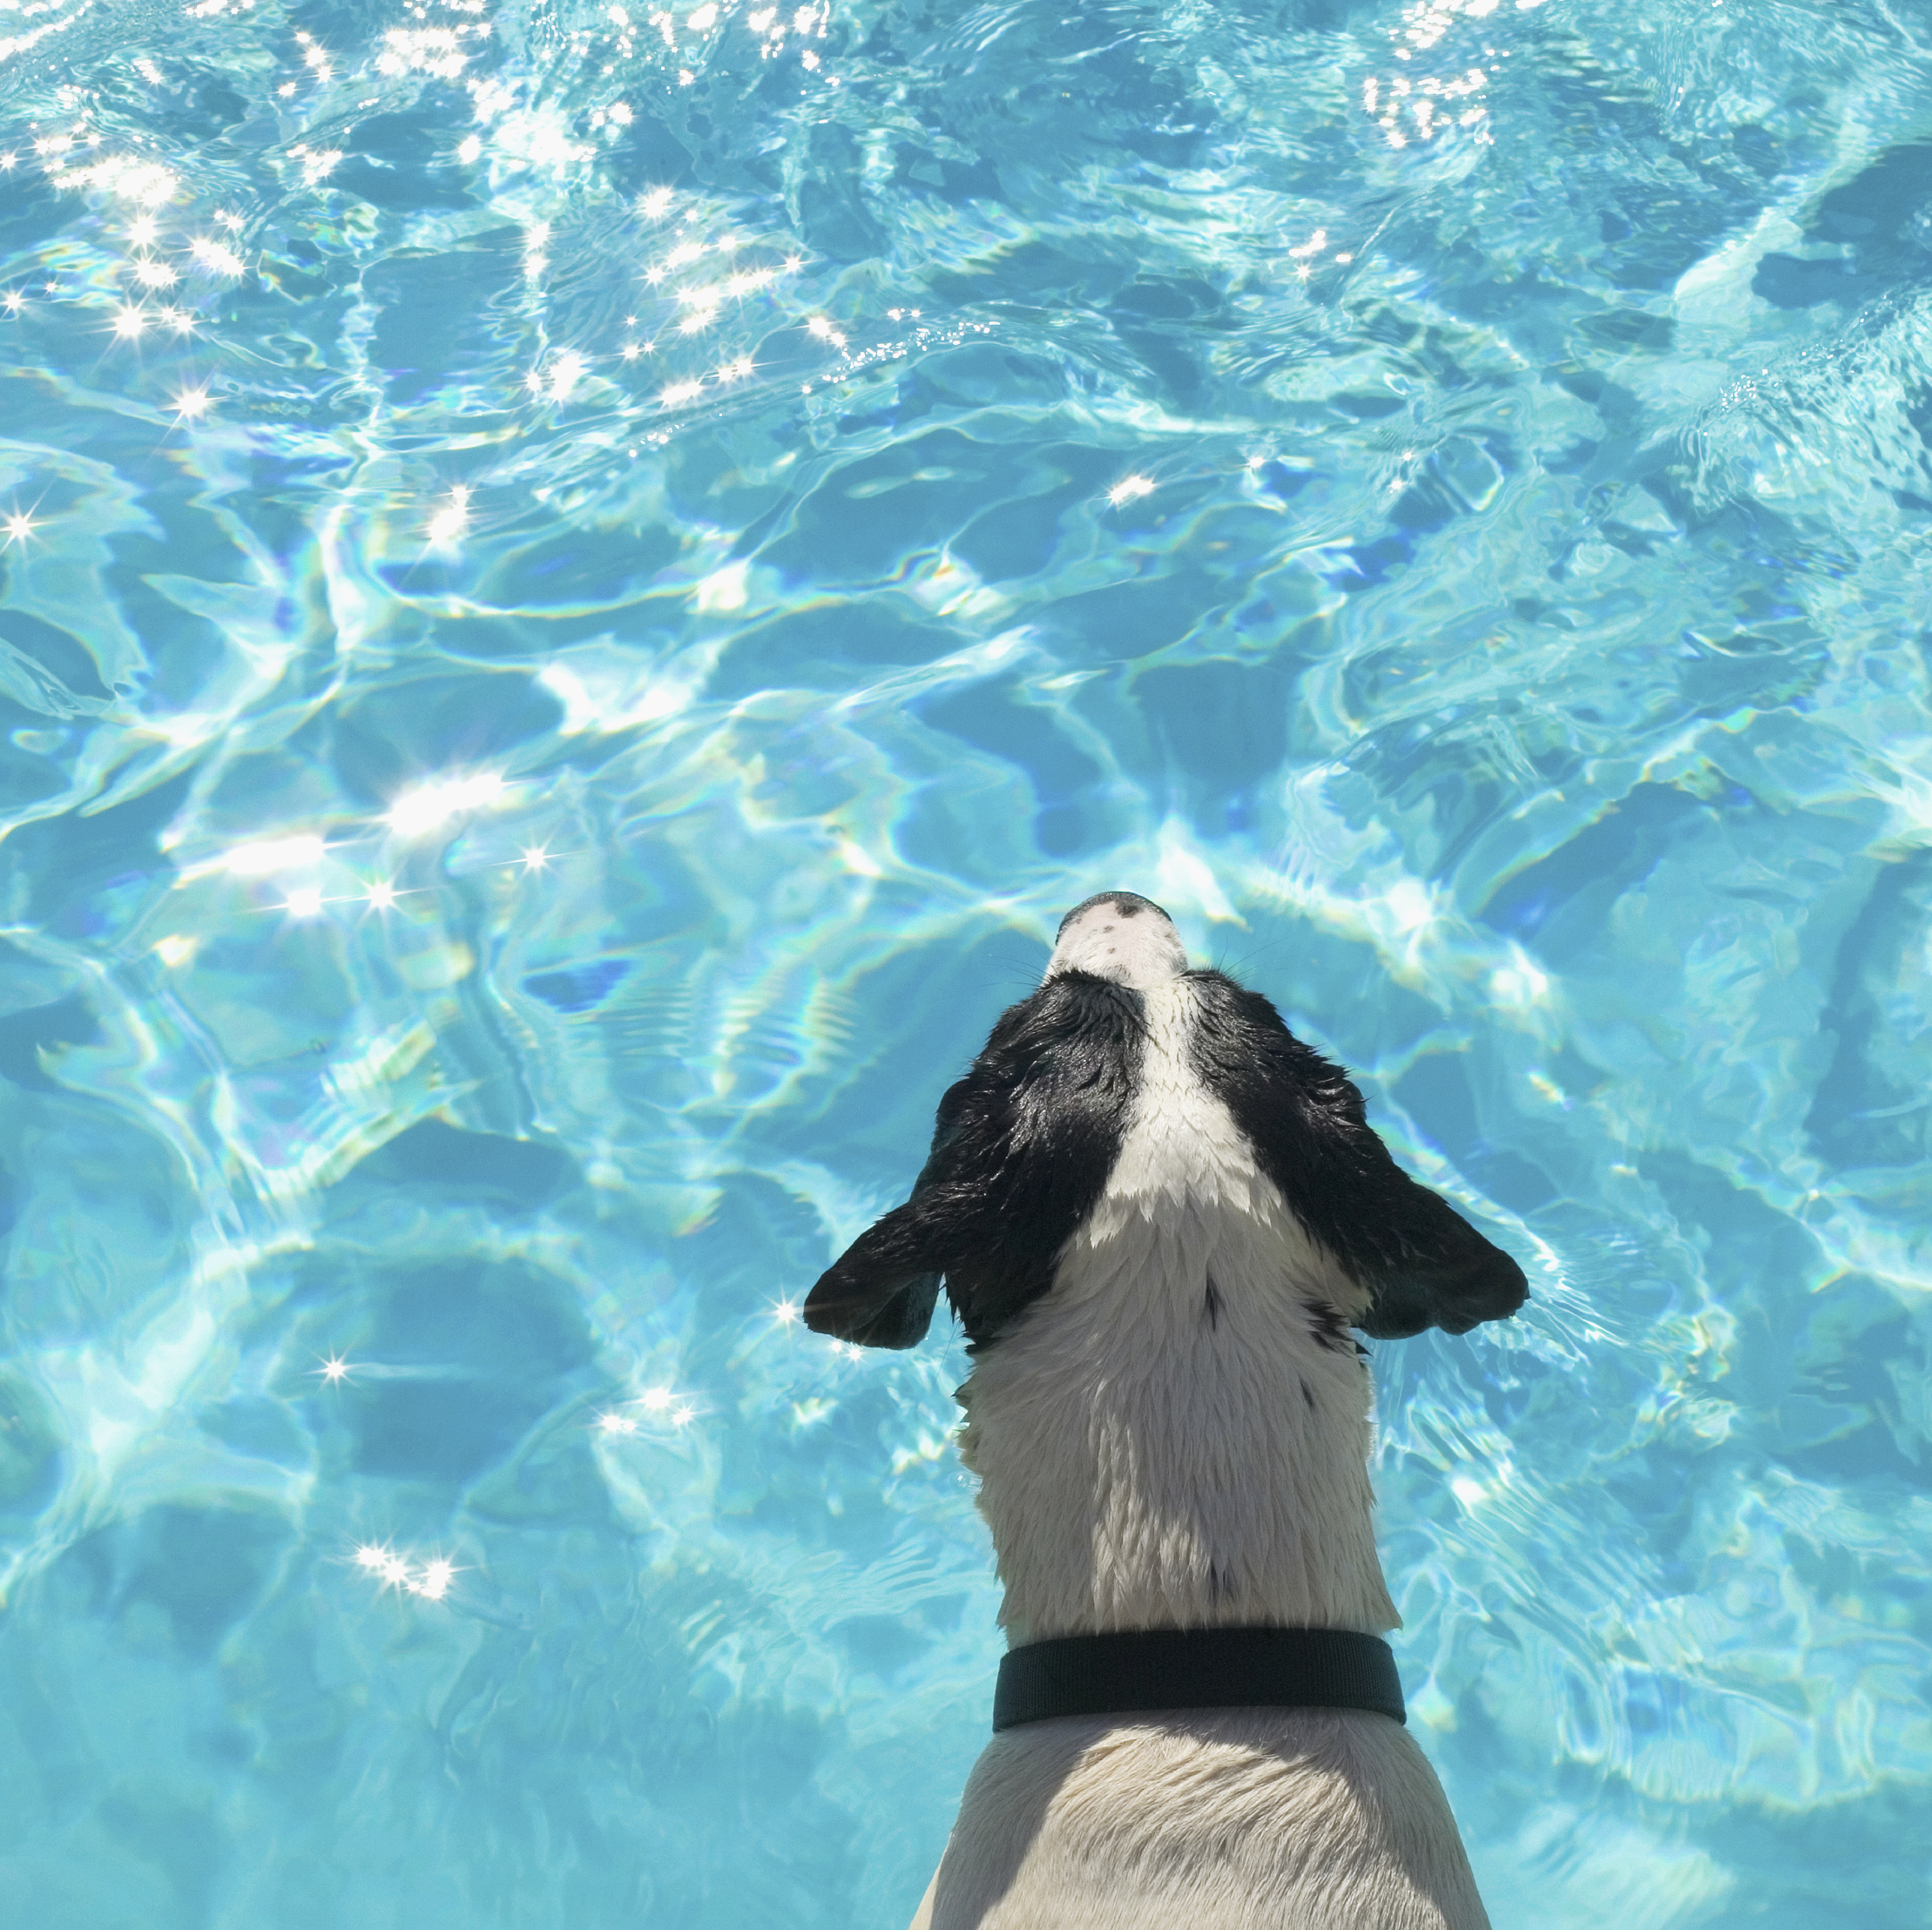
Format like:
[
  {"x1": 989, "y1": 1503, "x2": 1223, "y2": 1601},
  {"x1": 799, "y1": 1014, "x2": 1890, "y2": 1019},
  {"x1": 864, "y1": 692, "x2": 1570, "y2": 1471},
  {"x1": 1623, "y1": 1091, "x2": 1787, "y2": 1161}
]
[
  {"x1": 1203, "y1": 1277, "x2": 1223, "y2": 1330},
  {"x1": 1306, "y1": 1299, "x2": 1354, "y2": 1354},
  {"x1": 1182, "y1": 970, "x2": 1527, "y2": 1339},
  {"x1": 805, "y1": 970, "x2": 1145, "y2": 1348}
]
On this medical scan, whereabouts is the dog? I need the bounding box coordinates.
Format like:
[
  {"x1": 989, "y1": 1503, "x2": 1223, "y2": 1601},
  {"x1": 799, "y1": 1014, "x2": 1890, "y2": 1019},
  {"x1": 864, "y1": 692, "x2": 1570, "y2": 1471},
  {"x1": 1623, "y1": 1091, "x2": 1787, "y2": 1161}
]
[{"x1": 806, "y1": 892, "x2": 1526, "y2": 1929}]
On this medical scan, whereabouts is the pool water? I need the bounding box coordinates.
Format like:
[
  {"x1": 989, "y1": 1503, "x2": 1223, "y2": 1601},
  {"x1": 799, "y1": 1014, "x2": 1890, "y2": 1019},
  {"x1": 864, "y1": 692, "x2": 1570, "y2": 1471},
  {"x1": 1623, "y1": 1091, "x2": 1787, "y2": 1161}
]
[{"x1": 3, "y1": 0, "x2": 1930, "y2": 1921}]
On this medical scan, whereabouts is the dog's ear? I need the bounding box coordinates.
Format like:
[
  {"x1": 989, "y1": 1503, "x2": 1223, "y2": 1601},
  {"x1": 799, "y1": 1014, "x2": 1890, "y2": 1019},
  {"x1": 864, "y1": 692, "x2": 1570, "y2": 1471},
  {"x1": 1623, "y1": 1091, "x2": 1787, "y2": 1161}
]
[
  {"x1": 805, "y1": 1212, "x2": 945, "y2": 1349},
  {"x1": 805, "y1": 973, "x2": 1143, "y2": 1351},
  {"x1": 1354, "y1": 1231, "x2": 1527, "y2": 1340},
  {"x1": 1186, "y1": 970, "x2": 1527, "y2": 1340},
  {"x1": 805, "y1": 1087, "x2": 968, "y2": 1349}
]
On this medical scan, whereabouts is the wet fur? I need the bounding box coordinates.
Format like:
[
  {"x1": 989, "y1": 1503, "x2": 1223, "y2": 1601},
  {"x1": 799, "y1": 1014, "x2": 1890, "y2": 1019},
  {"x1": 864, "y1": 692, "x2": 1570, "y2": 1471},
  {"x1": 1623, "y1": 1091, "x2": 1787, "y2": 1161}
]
[
  {"x1": 807, "y1": 899, "x2": 1523, "y2": 1930},
  {"x1": 909, "y1": 1710, "x2": 1485, "y2": 1930},
  {"x1": 956, "y1": 979, "x2": 1396, "y2": 1646}
]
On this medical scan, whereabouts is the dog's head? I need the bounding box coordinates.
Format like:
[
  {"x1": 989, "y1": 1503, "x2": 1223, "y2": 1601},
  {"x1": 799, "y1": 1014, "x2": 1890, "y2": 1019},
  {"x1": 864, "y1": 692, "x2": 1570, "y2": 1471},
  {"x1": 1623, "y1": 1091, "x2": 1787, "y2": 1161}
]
[{"x1": 805, "y1": 892, "x2": 1526, "y2": 1351}]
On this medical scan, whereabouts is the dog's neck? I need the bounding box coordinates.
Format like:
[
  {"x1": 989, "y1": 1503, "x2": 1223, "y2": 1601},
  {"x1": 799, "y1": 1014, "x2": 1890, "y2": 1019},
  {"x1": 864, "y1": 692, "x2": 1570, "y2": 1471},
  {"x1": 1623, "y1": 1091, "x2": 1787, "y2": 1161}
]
[{"x1": 957, "y1": 976, "x2": 1400, "y2": 1647}]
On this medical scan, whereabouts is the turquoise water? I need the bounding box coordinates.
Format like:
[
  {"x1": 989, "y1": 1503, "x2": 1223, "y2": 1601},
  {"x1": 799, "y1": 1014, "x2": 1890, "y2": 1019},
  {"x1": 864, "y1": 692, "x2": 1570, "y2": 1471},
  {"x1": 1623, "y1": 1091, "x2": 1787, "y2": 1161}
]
[{"x1": 2, "y1": 0, "x2": 1930, "y2": 1921}]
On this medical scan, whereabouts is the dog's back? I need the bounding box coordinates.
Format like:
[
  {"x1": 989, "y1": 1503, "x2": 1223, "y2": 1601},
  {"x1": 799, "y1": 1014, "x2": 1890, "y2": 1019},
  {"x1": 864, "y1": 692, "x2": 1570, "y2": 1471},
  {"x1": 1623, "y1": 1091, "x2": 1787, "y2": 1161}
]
[
  {"x1": 916, "y1": 1707, "x2": 1484, "y2": 1929},
  {"x1": 919, "y1": 973, "x2": 1490, "y2": 1930}
]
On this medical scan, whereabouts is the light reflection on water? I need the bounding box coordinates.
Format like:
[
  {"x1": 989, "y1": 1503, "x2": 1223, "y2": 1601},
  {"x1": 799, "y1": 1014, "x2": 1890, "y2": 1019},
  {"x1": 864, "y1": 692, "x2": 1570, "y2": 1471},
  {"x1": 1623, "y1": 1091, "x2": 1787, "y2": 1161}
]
[{"x1": 2, "y1": 0, "x2": 1930, "y2": 1922}]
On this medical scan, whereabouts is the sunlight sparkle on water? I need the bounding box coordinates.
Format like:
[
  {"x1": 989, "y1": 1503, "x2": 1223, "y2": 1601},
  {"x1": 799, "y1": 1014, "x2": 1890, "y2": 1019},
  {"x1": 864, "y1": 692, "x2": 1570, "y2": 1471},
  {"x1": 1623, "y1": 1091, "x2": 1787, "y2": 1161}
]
[
  {"x1": 1490, "y1": 955, "x2": 1551, "y2": 1007},
  {"x1": 189, "y1": 236, "x2": 245, "y2": 275},
  {"x1": 353, "y1": 1542, "x2": 456, "y2": 1599},
  {"x1": 386, "y1": 772, "x2": 506, "y2": 838},
  {"x1": 427, "y1": 486, "x2": 471, "y2": 544},
  {"x1": 220, "y1": 833, "x2": 327, "y2": 877},
  {"x1": 1382, "y1": 876, "x2": 1435, "y2": 934},
  {"x1": 410, "y1": 1559, "x2": 456, "y2": 1601}
]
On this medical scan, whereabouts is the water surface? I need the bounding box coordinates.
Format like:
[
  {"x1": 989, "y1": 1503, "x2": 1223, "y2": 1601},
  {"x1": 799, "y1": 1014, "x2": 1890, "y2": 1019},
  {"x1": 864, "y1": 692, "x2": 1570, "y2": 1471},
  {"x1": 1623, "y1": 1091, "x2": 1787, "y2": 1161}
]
[{"x1": 2, "y1": 0, "x2": 1930, "y2": 1923}]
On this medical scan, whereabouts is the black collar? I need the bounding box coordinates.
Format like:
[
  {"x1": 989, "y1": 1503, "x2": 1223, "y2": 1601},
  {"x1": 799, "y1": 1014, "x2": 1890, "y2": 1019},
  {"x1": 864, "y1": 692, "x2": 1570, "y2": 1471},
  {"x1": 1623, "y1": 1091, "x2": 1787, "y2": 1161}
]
[{"x1": 992, "y1": 1626, "x2": 1406, "y2": 1731}]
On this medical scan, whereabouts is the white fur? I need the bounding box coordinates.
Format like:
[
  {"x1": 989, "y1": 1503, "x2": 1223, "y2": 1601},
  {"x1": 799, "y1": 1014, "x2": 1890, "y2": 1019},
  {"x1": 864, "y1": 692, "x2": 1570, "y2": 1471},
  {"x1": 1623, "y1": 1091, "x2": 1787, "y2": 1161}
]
[
  {"x1": 913, "y1": 1710, "x2": 1486, "y2": 1930},
  {"x1": 912, "y1": 968, "x2": 1491, "y2": 1930},
  {"x1": 1047, "y1": 900, "x2": 1190, "y2": 991}
]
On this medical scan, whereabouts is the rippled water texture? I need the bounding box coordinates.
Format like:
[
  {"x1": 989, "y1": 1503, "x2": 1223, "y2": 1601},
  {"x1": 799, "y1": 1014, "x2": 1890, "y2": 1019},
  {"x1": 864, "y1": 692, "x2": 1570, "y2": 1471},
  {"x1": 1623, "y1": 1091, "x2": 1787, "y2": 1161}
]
[{"x1": 3, "y1": 0, "x2": 1930, "y2": 1921}]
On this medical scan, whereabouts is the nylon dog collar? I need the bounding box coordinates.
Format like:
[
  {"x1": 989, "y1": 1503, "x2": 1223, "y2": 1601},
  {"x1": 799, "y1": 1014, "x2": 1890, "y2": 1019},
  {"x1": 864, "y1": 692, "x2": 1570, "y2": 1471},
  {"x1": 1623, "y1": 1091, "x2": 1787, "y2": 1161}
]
[{"x1": 992, "y1": 1626, "x2": 1407, "y2": 1732}]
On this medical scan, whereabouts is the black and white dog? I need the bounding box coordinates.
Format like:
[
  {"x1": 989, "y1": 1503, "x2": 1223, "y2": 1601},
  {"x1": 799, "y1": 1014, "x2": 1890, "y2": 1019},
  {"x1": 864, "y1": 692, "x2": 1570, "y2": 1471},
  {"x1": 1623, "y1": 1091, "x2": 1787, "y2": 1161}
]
[{"x1": 807, "y1": 892, "x2": 1525, "y2": 1930}]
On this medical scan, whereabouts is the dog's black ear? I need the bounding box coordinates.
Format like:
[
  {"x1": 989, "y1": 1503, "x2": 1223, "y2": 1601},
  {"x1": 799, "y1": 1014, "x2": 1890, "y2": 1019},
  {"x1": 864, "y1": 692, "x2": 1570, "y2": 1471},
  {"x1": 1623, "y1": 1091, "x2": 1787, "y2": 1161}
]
[
  {"x1": 805, "y1": 1086, "x2": 969, "y2": 1348},
  {"x1": 1353, "y1": 1217, "x2": 1527, "y2": 1340},
  {"x1": 1186, "y1": 970, "x2": 1528, "y2": 1339},
  {"x1": 805, "y1": 1264, "x2": 944, "y2": 1349},
  {"x1": 804, "y1": 1204, "x2": 946, "y2": 1349},
  {"x1": 805, "y1": 972, "x2": 1144, "y2": 1351}
]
